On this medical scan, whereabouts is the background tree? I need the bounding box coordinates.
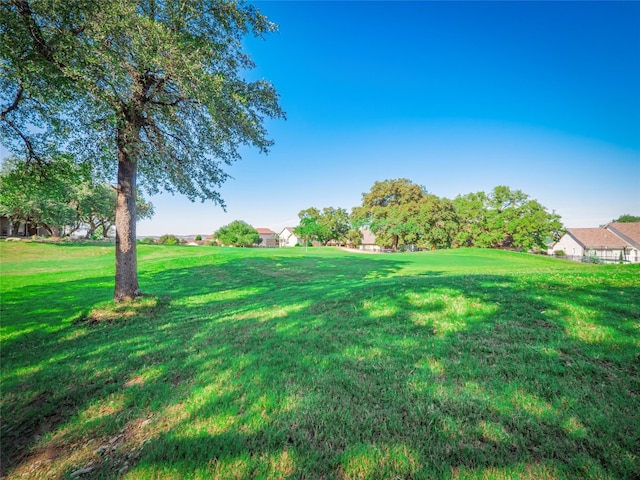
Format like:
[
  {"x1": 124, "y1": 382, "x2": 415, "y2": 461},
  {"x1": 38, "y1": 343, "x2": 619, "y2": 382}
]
[
  {"x1": 0, "y1": 155, "x2": 88, "y2": 236},
  {"x1": 351, "y1": 178, "x2": 427, "y2": 250},
  {"x1": 75, "y1": 184, "x2": 154, "y2": 238},
  {"x1": 1, "y1": 155, "x2": 154, "y2": 237},
  {"x1": 158, "y1": 234, "x2": 180, "y2": 246},
  {"x1": 318, "y1": 207, "x2": 350, "y2": 245},
  {"x1": 415, "y1": 195, "x2": 459, "y2": 249},
  {"x1": 297, "y1": 206, "x2": 351, "y2": 245},
  {"x1": 214, "y1": 221, "x2": 260, "y2": 247},
  {"x1": 454, "y1": 186, "x2": 563, "y2": 250},
  {"x1": 612, "y1": 214, "x2": 640, "y2": 223},
  {"x1": 294, "y1": 216, "x2": 323, "y2": 248},
  {"x1": 453, "y1": 191, "x2": 492, "y2": 247},
  {"x1": 345, "y1": 228, "x2": 363, "y2": 248},
  {"x1": 1, "y1": 0, "x2": 284, "y2": 300}
]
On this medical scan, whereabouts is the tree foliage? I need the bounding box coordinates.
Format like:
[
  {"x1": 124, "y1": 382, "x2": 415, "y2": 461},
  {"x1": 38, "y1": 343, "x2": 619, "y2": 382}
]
[
  {"x1": 346, "y1": 179, "x2": 563, "y2": 252},
  {"x1": 453, "y1": 186, "x2": 563, "y2": 250},
  {"x1": 612, "y1": 214, "x2": 640, "y2": 223},
  {"x1": 0, "y1": 155, "x2": 88, "y2": 236},
  {"x1": 1, "y1": 0, "x2": 284, "y2": 300},
  {"x1": 75, "y1": 184, "x2": 154, "y2": 238},
  {"x1": 294, "y1": 216, "x2": 323, "y2": 246},
  {"x1": 0, "y1": 155, "x2": 154, "y2": 237},
  {"x1": 214, "y1": 220, "x2": 260, "y2": 247},
  {"x1": 297, "y1": 206, "x2": 350, "y2": 245},
  {"x1": 351, "y1": 178, "x2": 427, "y2": 250},
  {"x1": 158, "y1": 234, "x2": 180, "y2": 246},
  {"x1": 415, "y1": 195, "x2": 459, "y2": 249}
]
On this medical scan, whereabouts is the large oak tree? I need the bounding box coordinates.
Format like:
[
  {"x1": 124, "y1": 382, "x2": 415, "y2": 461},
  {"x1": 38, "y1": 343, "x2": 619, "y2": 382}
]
[
  {"x1": 351, "y1": 178, "x2": 427, "y2": 251},
  {"x1": 1, "y1": 0, "x2": 284, "y2": 300}
]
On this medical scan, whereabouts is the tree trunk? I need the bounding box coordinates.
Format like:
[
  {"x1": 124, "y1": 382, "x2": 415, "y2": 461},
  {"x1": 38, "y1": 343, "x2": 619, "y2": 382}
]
[
  {"x1": 85, "y1": 220, "x2": 96, "y2": 239},
  {"x1": 114, "y1": 146, "x2": 140, "y2": 301}
]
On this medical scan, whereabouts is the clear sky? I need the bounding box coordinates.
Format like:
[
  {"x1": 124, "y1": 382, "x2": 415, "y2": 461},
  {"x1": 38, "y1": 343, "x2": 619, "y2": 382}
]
[
  {"x1": 138, "y1": 0, "x2": 640, "y2": 236},
  {"x1": 4, "y1": 1, "x2": 640, "y2": 236}
]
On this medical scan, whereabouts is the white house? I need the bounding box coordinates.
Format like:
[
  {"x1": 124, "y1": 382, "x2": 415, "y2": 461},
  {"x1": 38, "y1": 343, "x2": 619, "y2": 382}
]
[
  {"x1": 278, "y1": 227, "x2": 301, "y2": 247},
  {"x1": 607, "y1": 222, "x2": 640, "y2": 263},
  {"x1": 256, "y1": 228, "x2": 277, "y2": 247},
  {"x1": 549, "y1": 222, "x2": 640, "y2": 263}
]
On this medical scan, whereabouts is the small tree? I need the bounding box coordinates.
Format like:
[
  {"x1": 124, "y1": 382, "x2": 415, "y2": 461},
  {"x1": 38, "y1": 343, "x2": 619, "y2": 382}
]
[
  {"x1": 345, "y1": 228, "x2": 363, "y2": 248},
  {"x1": 294, "y1": 216, "x2": 323, "y2": 250},
  {"x1": 214, "y1": 221, "x2": 260, "y2": 247},
  {"x1": 158, "y1": 234, "x2": 180, "y2": 246}
]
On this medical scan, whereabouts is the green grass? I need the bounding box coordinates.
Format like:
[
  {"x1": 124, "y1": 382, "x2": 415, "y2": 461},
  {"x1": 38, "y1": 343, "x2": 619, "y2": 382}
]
[{"x1": 1, "y1": 242, "x2": 639, "y2": 479}]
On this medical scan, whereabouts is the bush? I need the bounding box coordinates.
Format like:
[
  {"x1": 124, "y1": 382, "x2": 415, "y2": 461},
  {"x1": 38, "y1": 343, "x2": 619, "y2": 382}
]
[
  {"x1": 554, "y1": 250, "x2": 565, "y2": 256},
  {"x1": 158, "y1": 234, "x2": 180, "y2": 245},
  {"x1": 140, "y1": 237, "x2": 156, "y2": 244},
  {"x1": 195, "y1": 235, "x2": 202, "y2": 241}
]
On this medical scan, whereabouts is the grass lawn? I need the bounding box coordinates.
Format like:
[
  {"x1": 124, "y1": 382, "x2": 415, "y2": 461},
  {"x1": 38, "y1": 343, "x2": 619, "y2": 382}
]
[{"x1": 1, "y1": 242, "x2": 639, "y2": 479}]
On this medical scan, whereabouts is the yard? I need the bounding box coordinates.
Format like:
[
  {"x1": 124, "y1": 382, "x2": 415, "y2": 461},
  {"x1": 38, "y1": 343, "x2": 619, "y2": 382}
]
[{"x1": 1, "y1": 242, "x2": 638, "y2": 479}]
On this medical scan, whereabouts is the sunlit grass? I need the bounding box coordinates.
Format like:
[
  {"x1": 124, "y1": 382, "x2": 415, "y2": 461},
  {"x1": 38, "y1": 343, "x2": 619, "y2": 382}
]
[{"x1": 1, "y1": 241, "x2": 639, "y2": 479}]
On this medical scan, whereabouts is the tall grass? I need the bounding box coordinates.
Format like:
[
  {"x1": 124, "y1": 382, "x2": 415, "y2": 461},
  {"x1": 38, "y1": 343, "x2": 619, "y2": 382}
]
[{"x1": 1, "y1": 242, "x2": 638, "y2": 479}]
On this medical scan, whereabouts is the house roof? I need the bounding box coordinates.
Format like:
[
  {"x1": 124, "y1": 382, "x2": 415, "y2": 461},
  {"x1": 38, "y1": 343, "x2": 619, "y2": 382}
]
[
  {"x1": 279, "y1": 227, "x2": 297, "y2": 236},
  {"x1": 360, "y1": 227, "x2": 377, "y2": 245},
  {"x1": 567, "y1": 228, "x2": 630, "y2": 249},
  {"x1": 256, "y1": 228, "x2": 276, "y2": 235},
  {"x1": 606, "y1": 222, "x2": 640, "y2": 249}
]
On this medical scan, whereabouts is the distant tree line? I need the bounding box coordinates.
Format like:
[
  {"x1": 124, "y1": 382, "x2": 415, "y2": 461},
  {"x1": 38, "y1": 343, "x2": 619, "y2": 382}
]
[
  {"x1": 300, "y1": 178, "x2": 564, "y2": 252},
  {"x1": 0, "y1": 155, "x2": 154, "y2": 238},
  {"x1": 211, "y1": 178, "x2": 566, "y2": 252}
]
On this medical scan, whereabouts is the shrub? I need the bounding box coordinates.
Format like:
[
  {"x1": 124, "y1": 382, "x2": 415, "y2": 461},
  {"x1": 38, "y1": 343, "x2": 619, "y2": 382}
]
[
  {"x1": 158, "y1": 234, "x2": 180, "y2": 245},
  {"x1": 140, "y1": 237, "x2": 156, "y2": 244},
  {"x1": 195, "y1": 235, "x2": 202, "y2": 241}
]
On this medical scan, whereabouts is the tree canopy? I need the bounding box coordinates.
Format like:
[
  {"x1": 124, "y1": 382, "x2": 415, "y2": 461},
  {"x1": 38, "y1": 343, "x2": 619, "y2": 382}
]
[
  {"x1": 296, "y1": 207, "x2": 351, "y2": 245},
  {"x1": 344, "y1": 179, "x2": 563, "y2": 252},
  {"x1": 214, "y1": 220, "x2": 260, "y2": 247},
  {"x1": 0, "y1": 154, "x2": 154, "y2": 237},
  {"x1": 1, "y1": 0, "x2": 284, "y2": 300},
  {"x1": 351, "y1": 178, "x2": 428, "y2": 251},
  {"x1": 454, "y1": 186, "x2": 563, "y2": 250},
  {"x1": 0, "y1": 155, "x2": 85, "y2": 237}
]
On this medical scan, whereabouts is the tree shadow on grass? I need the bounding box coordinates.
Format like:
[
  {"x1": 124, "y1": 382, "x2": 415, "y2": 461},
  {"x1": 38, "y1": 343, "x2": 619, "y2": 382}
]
[
  {"x1": 1, "y1": 252, "x2": 639, "y2": 479},
  {"x1": 0, "y1": 253, "x2": 407, "y2": 477}
]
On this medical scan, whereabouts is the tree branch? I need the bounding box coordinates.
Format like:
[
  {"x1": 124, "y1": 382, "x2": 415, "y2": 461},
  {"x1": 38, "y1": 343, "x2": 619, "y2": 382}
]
[
  {"x1": 0, "y1": 85, "x2": 23, "y2": 119},
  {"x1": 0, "y1": 86, "x2": 42, "y2": 162}
]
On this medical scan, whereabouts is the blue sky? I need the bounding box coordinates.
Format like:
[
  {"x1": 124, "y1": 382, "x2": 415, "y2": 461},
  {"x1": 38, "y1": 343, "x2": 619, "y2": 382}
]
[
  {"x1": 4, "y1": 1, "x2": 639, "y2": 235},
  {"x1": 139, "y1": 0, "x2": 639, "y2": 236}
]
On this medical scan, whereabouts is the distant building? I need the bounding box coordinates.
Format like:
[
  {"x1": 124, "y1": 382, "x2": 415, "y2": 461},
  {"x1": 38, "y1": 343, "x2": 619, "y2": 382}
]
[
  {"x1": 256, "y1": 228, "x2": 277, "y2": 247},
  {"x1": 549, "y1": 222, "x2": 640, "y2": 263},
  {"x1": 278, "y1": 227, "x2": 301, "y2": 247},
  {"x1": 359, "y1": 228, "x2": 381, "y2": 252},
  {"x1": 0, "y1": 216, "x2": 45, "y2": 237}
]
